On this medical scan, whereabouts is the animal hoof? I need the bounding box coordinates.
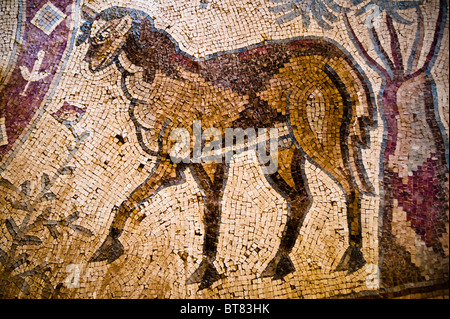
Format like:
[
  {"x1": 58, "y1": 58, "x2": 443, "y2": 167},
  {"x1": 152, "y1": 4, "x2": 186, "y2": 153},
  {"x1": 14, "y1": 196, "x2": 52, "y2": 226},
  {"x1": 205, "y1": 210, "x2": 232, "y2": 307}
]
[
  {"x1": 335, "y1": 245, "x2": 366, "y2": 274},
  {"x1": 261, "y1": 254, "x2": 295, "y2": 280},
  {"x1": 187, "y1": 259, "x2": 221, "y2": 289},
  {"x1": 89, "y1": 233, "x2": 124, "y2": 263}
]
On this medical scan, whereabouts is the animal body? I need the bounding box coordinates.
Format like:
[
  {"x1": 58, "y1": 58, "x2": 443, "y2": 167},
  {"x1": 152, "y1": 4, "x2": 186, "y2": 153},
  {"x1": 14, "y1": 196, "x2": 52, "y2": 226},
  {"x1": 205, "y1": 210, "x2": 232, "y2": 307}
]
[{"x1": 78, "y1": 6, "x2": 374, "y2": 289}]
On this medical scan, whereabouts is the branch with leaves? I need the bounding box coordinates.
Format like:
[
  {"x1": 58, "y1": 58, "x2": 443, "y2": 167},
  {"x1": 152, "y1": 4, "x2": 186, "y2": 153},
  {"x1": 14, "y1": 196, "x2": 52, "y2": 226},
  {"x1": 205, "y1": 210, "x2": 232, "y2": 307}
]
[
  {"x1": 269, "y1": 0, "x2": 348, "y2": 29},
  {"x1": 343, "y1": 0, "x2": 445, "y2": 82},
  {"x1": 0, "y1": 112, "x2": 91, "y2": 298},
  {"x1": 269, "y1": 0, "x2": 446, "y2": 82}
]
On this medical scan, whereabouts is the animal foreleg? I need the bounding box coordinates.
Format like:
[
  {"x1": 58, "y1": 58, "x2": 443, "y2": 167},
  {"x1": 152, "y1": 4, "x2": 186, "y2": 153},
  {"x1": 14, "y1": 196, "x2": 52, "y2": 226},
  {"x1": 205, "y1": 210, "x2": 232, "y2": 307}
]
[{"x1": 90, "y1": 160, "x2": 181, "y2": 263}]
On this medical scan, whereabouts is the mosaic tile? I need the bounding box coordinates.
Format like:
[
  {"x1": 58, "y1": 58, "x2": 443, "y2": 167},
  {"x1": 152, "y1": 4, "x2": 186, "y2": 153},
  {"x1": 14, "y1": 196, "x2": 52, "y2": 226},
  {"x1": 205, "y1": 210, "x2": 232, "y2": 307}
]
[
  {"x1": 31, "y1": 1, "x2": 67, "y2": 36},
  {"x1": 0, "y1": 0, "x2": 448, "y2": 299}
]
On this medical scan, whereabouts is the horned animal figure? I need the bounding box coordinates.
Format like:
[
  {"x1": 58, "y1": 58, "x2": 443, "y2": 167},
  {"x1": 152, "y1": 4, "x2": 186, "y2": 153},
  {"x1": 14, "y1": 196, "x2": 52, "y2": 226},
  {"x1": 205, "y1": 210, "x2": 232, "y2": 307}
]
[{"x1": 78, "y1": 6, "x2": 375, "y2": 289}]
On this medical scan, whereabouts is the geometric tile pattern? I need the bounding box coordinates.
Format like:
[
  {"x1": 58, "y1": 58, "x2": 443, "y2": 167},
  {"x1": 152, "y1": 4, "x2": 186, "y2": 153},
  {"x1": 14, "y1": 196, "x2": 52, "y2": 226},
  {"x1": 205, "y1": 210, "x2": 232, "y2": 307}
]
[{"x1": 31, "y1": 1, "x2": 66, "y2": 36}]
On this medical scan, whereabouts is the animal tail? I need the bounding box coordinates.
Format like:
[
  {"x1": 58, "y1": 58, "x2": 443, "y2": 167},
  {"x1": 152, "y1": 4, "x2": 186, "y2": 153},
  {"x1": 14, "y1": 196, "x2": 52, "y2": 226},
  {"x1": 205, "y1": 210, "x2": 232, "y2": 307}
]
[
  {"x1": 347, "y1": 114, "x2": 375, "y2": 196},
  {"x1": 323, "y1": 62, "x2": 376, "y2": 197}
]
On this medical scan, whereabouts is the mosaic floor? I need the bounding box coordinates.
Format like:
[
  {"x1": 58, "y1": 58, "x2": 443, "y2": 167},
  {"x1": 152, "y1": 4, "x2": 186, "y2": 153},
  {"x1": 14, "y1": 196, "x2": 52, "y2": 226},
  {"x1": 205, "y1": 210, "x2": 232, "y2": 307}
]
[{"x1": 0, "y1": 0, "x2": 448, "y2": 299}]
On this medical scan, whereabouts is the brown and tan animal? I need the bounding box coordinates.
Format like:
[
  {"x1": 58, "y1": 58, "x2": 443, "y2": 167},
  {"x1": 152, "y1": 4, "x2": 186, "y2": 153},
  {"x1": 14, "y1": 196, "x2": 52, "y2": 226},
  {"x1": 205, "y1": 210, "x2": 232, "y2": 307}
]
[{"x1": 78, "y1": 6, "x2": 375, "y2": 289}]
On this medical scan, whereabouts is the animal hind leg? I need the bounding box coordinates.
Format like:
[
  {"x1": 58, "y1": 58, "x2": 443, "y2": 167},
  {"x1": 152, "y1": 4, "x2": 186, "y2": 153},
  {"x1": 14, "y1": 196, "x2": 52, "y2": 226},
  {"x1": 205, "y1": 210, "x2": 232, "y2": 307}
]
[
  {"x1": 335, "y1": 185, "x2": 366, "y2": 273},
  {"x1": 304, "y1": 147, "x2": 366, "y2": 273},
  {"x1": 261, "y1": 148, "x2": 311, "y2": 280}
]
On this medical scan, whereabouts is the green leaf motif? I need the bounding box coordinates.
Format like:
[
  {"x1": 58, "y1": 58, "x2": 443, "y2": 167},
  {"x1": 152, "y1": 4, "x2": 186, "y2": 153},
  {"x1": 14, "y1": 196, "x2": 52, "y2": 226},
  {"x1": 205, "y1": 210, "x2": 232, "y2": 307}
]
[
  {"x1": 9, "y1": 253, "x2": 29, "y2": 270},
  {"x1": 0, "y1": 247, "x2": 7, "y2": 265},
  {"x1": 0, "y1": 177, "x2": 18, "y2": 192},
  {"x1": 46, "y1": 224, "x2": 60, "y2": 239},
  {"x1": 64, "y1": 211, "x2": 80, "y2": 224},
  {"x1": 352, "y1": 0, "x2": 422, "y2": 25},
  {"x1": 58, "y1": 166, "x2": 76, "y2": 175},
  {"x1": 70, "y1": 224, "x2": 94, "y2": 237},
  {"x1": 5, "y1": 218, "x2": 18, "y2": 237},
  {"x1": 21, "y1": 180, "x2": 31, "y2": 196},
  {"x1": 19, "y1": 235, "x2": 43, "y2": 246},
  {"x1": 268, "y1": 0, "x2": 348, "y2": 29},
  {"x1": 41, "y1": 173, "x2": 50, "y2": 190}
]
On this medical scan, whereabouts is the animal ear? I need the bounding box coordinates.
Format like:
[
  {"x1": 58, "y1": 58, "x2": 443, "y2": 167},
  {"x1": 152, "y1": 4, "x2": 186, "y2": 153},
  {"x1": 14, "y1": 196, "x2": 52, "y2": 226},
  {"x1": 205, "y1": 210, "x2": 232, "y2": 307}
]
[
  {"x1": 81, "y1": 5, "x2": 97, "y2": 22},
  {"x1": 116, "y1": 15, "x2": 133, "y2": 36}
]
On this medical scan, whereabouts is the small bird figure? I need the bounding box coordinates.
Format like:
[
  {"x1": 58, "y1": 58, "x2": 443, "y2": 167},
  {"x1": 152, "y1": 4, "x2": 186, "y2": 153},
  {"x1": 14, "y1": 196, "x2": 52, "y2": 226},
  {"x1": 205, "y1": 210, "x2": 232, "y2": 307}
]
[{"x1": 19, "y1": 50, "x2": 50, "y2": 96}]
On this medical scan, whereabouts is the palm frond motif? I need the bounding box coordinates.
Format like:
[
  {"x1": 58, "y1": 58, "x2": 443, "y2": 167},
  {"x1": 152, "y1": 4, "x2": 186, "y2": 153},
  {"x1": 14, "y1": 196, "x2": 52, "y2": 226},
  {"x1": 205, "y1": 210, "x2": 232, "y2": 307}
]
[
  {"x1": 352, "y1": 0, "x2": 422, "y2": 25},
  {"x1": 268, "y1": 0, "x2": 349, "y2": 29}
]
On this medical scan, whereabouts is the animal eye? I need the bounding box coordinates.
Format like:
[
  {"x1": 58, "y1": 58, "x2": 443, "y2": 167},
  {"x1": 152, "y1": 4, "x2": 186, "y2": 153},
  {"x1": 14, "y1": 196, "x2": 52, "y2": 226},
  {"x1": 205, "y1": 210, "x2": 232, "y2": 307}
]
[{"x1": 95, "y1": 29, "x2": 110, "y2": 43}]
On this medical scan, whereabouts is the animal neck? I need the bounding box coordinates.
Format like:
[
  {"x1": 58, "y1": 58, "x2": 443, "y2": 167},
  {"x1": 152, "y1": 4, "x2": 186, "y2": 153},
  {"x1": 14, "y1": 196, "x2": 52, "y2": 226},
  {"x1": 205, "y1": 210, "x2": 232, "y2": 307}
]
[
  {"x1": 120, "y1": 18, "x2": 200, "y2": 84},
  {"x1": 117, "y1": 51, "x2": 143, "y2": 74}
]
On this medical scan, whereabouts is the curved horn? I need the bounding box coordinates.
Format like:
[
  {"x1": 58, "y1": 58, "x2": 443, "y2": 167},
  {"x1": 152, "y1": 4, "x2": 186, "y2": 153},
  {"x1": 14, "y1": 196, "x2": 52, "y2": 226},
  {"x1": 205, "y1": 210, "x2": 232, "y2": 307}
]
[
  {"x1": 81, "y1": 5, "x2": 98, "y2": 22},
  {"x1": 76, "y1": 5, "x2": 98, "y2": 46}
]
